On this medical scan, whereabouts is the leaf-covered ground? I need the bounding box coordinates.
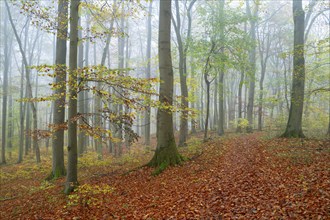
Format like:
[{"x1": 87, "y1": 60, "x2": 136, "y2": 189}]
[{"x1": 1, "y1": 133, "x2": 329, "y2": 219}]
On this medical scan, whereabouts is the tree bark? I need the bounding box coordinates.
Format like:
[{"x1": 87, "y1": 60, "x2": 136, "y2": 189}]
[
  {"x1": 65, "y1": 0, "x2": 80, "y2": 194},
  {"x1": 246, "y1": 0, "x2": 258, "y2": 133},
  {"x1": 173, "y1": 0, "x2": 196, "y2": 147},
  {"x1": 148, "y1": 0, "x2": 182, "y2": 169},
  {"x1": 282, "y1": 0, "x2": 306, "y2": 138},
  {"x1": 1, "y1": 4, "x2": 9, "y2": 164},
  {"x1": 144, "y1": 1, "x2": 153, "y2": 146},
  {"x1": 257, "y1": 24, "x2": 271, "y2": 131},
  {"x1": 203, "y1": 42, "x2": 216, "y2": 141},
  {"x1": 236, "y1": 70, "x2": 244, "y2": 133},
  {"x1": 51, "y1": 0, "x2": 68, "y2": 178},
  {"x1": 6, "y1": 0, "x2": 40, "y2": 163},
  {"x1": 218, "y1": 68, "x2": 225, "y2": 136},
  {"x1": 78, "y1": 16, "x2": 86, "y2": 156}
]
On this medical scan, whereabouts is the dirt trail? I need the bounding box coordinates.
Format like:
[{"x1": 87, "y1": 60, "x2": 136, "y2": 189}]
[
  {"x1": 1, "y1": 133, "x2": 329, "y2": 219},
  {"x1": 57, "y1": 133, "x2": 328, "y2": 219}
]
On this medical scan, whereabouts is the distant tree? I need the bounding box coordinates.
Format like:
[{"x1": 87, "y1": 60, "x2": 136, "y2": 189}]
[
  {"x1": 1, "y1": 3, "x2": 10, "y2": 164},
  {"x1": 5, "y1": 0, "x2": 41, "y2": 163},
  {"x1": 282, "y1": 0, "x2": 306, "y2": 138},
  {"x1": 172, "y1": 0, "x2": 197, "y2": 147},
  {"x1": 65, "y1": 0, "x2": 80, "y2": 194},
  {"x1": 245, "y1": 0, "x2": 258, "y2": 133},
  {"x1": 203, "y1": 41, "x2": 216, "y2": 141},
  {"x1": 144, "y1": 0, "x2": 153, "y2": 146},
  {"x1": 257, "y1": 23, "x2": 272, "y2": 131},
  {"x1": 148, "y1": 0, "x2": 182, "y2": 171}
]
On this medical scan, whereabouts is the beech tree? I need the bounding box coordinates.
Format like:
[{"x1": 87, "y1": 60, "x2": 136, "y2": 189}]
[
  {"x1": 65, "y1": 0, "x2": 80, "y2": 194},
  {"x1": 245, "y1": 0, "x2": 258, "y2": 133},
  {"x1": 172, "y1": 0, "x2": 197, "y2": 147},
  {"x1": 50, "y1": 0, "x2": 68, "y2": 179},
  {"x1": 1, "y1": 3, "x2": 9, "y2": 164},
  {"x1": 282, "y1": 0, "x2": 306, "y2": 138},
  {"x1": 5, "y1": 0, "x2": 41, "y2": 163},
  {"x1": 148, "y1": 0, "x2": 182, "y2": 171},
  {"x1": 144, "y1": 0, "x2": 153, "y2": 146}
]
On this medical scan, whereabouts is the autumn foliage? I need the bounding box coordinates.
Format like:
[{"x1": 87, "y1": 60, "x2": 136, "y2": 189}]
[{"x1": 0, "y1": 133, "x2": 329, "y2": 219}]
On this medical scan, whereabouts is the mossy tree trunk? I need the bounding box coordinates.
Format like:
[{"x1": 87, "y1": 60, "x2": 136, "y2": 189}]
[
  {"x1": 282, "y1": 0, "x2": 306, "y2": 138},
  {"x1": 148, "y1": 0, "x2": 182, "y2": 170}
]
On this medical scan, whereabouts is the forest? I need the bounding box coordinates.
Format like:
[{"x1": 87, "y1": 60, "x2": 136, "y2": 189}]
[{"x1": 0, "y1": 0, "x2": 329, "y2": 219}]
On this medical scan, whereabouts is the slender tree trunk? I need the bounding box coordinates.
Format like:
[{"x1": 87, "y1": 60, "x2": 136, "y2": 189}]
[
  {"x1": 144, "y1": 1, "x2": 152, "y2": 146},
  {"x1": 6, "y1": 0, "x2": 40, "y2": 163},
  {"x1": 148, "y1": 0, "x2": 182, "y2": 169},
  {"x1": 258, "y1": 65, "x2": 266, "y2": 131},
  {"x1": 84, "y1": 13, "x2": 90, "y2": 149},
  {"x1": 7, "y1": 39, "x2": 13, "y2": 159},
  {"x1": 78, "y1": 16, "x2": 86, "y2": 156},
  {"x1": 204, "y1": 81, "x2": 211, "y2": 141},
  {"x1": 190, "y1": 58, "x2": 197, "y2": 134},
  {"x1": 203, "y1": 42, "x2": 216, "y2": 141},
  {"x1": 1, "y1": 5, "x2": 9, "y2": 164},
  {"x1": 246, "y1": 0, "x2": 258, "y2": 133},
  {"x1": 282, "y1": 0, "x2": 306, "y2": 138},
  {"x1": 218, "y1": 69, "x2": 225, "y2": 135},
  {"x1": 65, "y1": 0, "x2": 80, "y2": 194},
  {"x1": 173, "y1": 0, "x2": 188, "y2": 147},
  {"x1": 216, "y1": 0, "x2": 225, "y2": 136},
  {"x1": 18, "y1": 55, "x2": 25, "y2": 162},
  {"x1": 214, "y1": 74, "x2": 218, "y2": 131},
  {"x1": 200, "y1": 75, "x2": 205, "y2": 130},
  {"x1": 115, "y1": 13, "x2": 125, "y2": 157},
  {"x1": 173, "y1": 0, "x2": 196, "y2": 147},
  {"x1": 257, "y1": 24, "x2": 271, "y2": 131},
  {"x1": 51, "y1": 0, "x2": 68, "y2": 178},
  {"x1": 283, "y1": 59, "x2": 290, "y2": 113},
  {"x1": 237, "y1": 70, "x2": 244, "y2": 133}
]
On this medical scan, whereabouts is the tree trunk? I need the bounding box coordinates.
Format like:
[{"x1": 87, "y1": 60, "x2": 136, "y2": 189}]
[
  {"x1": 203, "y1": 42, "x2": 216, "y2": 141},
  {"x1": 236, "y1": 70, "x2": 244, "y2": 133},
  {"x1": 51, "y1": 0, "x2": 68, "y2": 178},
  {"x1": 65, "y1": 0, "x2": 80, "y2": 194},
  {"x1": 84, "y1": 13, "x2": 90, "y2": 149},
  {"x1": 218, "y1": 69, "x2": 225, "y2": 136},
  {"x1": 190, "y1": 59, "x2": 197, "y2": 134},
  {"x1": 246, "y1": 0, "x2": 258, "y2": 133},
  {"x1": 78, "y1": 16, "x2": 86, "y2": 156},
  {"x1": 204, "y1": 80, "x2": 211, "y2": 141},
  {"x1": 1, "y1": 5, "x2": 9, "y2": 164},
  {"x1": 7, "y1": 37, "x2": 13, "y2": 159},
  {"x1": 282, "y1": 0, "x2": 306, "y2": 138},
  {"x1": 257, "y1": 23, "x2": 271, "y2": 131},
  {"x1": 148, "y1": 0, "x2": 182, "y2": 170},
  {"x1": 173, "y1": 0, "x2": 188, "y2": 147},
  {"x1": 144, "y1": 0, "x2": 153, "y2": 146},
  {"x1": 6, "y1": 0, "x2": 40, "y2": 163},
  {"x1": 258, "y1": 65, "x2": 266, "y2": 131},
  {"x1": 214, "y1": 74, "x2": 218, "y2": 131}
]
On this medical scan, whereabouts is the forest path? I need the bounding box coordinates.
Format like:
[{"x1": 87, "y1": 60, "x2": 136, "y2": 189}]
[
  {"x1": 1, "y1": 133, "x2": 329, "y2": 219},
  {"x1": 57, "y1": 133, "x2": 329, "y2": 219}
]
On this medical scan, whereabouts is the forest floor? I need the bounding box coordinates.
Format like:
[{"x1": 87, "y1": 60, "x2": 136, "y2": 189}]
[{"x1": 0, "y1": 132, "x2": 329, "y2": 219}]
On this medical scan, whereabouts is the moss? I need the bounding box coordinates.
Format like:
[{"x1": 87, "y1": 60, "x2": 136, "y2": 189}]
[
  {"x1": 281, "y1": 129, "x2": 305, "y2": 138},
  {"x1": 64, "y1": 181, "x2": 79, "y2": 195},
  {"x1": 152, "y1": 161, "x2": 169, "y2": 176},
  {"x1": 45, "y1": 167, "x2": 66, "y2": 181},
  {"x1": 148, "y1": 140, "x2": 183, "y2": 175}
]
